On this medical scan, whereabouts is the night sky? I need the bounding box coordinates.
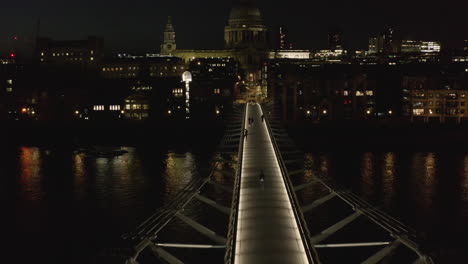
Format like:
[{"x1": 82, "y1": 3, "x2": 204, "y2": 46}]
[{"x1": 1, "y1": 0, "x2": 467, "y2": 55}]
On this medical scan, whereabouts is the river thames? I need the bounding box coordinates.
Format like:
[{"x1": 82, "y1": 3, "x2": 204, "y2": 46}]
[{"x1": 2, "y1": 143, "x2": 467, "y2": 263}]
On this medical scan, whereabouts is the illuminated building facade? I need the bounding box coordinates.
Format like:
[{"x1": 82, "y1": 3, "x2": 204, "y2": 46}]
[
  {"x1": 265, "y1": 61, "x2": 376, "y2": 122},
  {"x1": 163, "y1": 0, "x2": 269, "y2": 83},
  {"x1": 36, "y1": 36, "x2": 103, "y2": 67},
  {"x1": 400, "y1": 40, "x2": 441, "y2": 53},
  {"x1": 187, "y1": 58, "x2": 239, "y2": 118},
  {"x1": 403, "y1": 72, "x2": 468, "y2": 124},
  {"x1": 100, "y1": 56, "x2": 185, "y2": 79}
]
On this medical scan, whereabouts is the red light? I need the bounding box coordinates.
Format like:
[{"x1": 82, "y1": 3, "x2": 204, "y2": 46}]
[
  {"x1": 14, "y1": 36, "x2": 18, "y2": 40},
  {"x1": 10, "y1": 53, "x2": 16, "y2": 58}
]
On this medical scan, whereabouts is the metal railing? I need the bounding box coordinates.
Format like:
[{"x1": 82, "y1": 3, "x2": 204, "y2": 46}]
[{"x1": 224, "y1": 104, "x2": 246, "y2": 264}]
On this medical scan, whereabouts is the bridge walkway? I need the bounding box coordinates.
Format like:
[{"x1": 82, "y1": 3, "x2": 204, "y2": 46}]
[{"x1": 233, "y1": 103, "x2": 312, "y2": 264}]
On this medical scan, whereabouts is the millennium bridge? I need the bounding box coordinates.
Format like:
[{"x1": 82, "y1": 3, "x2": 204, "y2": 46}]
[{"x1": 119, "y1": 103, "x2": 433, "y2": 264}]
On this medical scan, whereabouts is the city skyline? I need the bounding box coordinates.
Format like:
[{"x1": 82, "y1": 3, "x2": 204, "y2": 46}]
[{"x1": 2, "y1": 0, "x2": 467, "y2": 55}]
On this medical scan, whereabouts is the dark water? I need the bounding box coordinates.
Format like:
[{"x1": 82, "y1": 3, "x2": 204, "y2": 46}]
[
  {"x1": 2, "y1": 144, "x2": 218, "y2": 264},
  {"x1": 305, "y1": 151, "x2": 468, "y2": 263},
  {"x1": 2, "y1": 145, "x2": 467, "y2": 263}
]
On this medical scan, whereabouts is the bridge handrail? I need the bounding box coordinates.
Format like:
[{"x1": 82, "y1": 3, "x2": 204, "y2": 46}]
[
  {"x1": 261, "y1": 104, "x2": 320, "y2": 264},
  {"x1": 224, "y1": 104, "x2": 247, "y2": 264}
]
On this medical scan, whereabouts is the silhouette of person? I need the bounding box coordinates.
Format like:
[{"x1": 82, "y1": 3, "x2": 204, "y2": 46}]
[
  {"x1": 261, "y1": 114, "x2": 265, "y2": 122},
  {"x1": 244, "y1": 129, "x2": 248, "y2": 138},
  {"x1": 259, "y1": 170, "x2": 265, "y2": 182}
]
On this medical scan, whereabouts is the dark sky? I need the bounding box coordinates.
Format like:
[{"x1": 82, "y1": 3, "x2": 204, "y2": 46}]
[{"x1": 1, "y1": 0, "x2": 467, "y2": 55}]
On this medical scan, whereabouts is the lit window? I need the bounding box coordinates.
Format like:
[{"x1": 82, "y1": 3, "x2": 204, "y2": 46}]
[
  {"x1": 41, "y1": 52, "x2": 44, "y2": 56},
  {"x1": 214, "y1": 88, "x2": 221, "y2": 94},
  {"x1": 110, "y1": 105, "x2": 120, "y2": 111},
  {"x1": 125, "y1": 104, "x2": 131, "y2": 110},
  {"x1": 6, "y1": 87, "x2": 13, "y2": 93},
  {"x1": 7, "y1": 79, "x2": 13, "y2": 85},
  {"x1": 356, "y1": 91, "x2": 364, "y2": 96},
  {"x1": 343, "y1": 91, "x2": 349, "y2": 96},
  {"x1": 90, "y1": 57, "x2": 94, "y2": 61},
  {"x1": 413, "y1": 109, "x2": 425, "y2": 116},
  {"x1": 366, "y1": 91, "x2": 374, "y2": 96},
  {"x1": 93, "y1": 105, "x2": 105, "y2": 111}
]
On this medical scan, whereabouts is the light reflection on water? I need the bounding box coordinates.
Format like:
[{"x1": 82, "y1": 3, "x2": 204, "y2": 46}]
[
  {"x1": 306, "y1": 150, "x2": 468, "y2": 262},
  {"x1": 8, "y1": 146, "x2": 468, "y2": 263},
  {"x1": 463, "y1": 155, "x2": 468, "y2": 202},
  {"x1": 382, "y1": 152, "x2": 396, "y2": 207},
  {"x1": 360, "y1": 152, "x2": 375, "y2": 200},
  {"x1": 9, "y1": 145, "x2": 203, "y2": 264},
  {"x1": 19, "y1": 147, "x2": 43, "y2": 202}
]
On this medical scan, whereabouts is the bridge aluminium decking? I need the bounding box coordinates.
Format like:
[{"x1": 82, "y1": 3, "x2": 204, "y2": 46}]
[{"x1": 234, "y1": 103, "x2": 312, "y2": 264}]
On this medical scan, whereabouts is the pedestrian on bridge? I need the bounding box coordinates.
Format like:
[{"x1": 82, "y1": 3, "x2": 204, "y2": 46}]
[
  {"x1": 259, "y1": 170, "x2": 265, "y2": 182},
  {"x1": 261, "y1": 114, "x2": 265, "y2": 122},
  {"x1": 244, "y1": 129, "x2": 248, "y2": 139}
]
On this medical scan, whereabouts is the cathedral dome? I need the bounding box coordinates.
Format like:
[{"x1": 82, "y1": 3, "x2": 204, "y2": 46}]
[{"x1": 228, "y1": 0, "x2": 263, "y2": 26}]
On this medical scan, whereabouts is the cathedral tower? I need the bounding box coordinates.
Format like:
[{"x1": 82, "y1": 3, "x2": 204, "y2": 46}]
[{"x1": 161, "y1": 16, "x2": 176, "y2": 55}]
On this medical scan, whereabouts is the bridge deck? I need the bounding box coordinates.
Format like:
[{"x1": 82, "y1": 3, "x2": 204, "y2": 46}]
[{"x1": 234, "y1": 104, "x2": 310, "y2": 264}]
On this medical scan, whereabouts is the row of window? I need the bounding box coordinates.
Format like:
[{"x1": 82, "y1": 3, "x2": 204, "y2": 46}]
[
  {"x1": 343, "y1": 90, "x2": 374, "y2": 96},
  {"x1": 46, "y1": 51, "x2": 94, "y2": 57},
  {"x1": 149, "y1": 66, "x2": 183, "y2": 71},
  {"x1": 93, "y1": 105, "x2": 121, "y2": 111},
  {"x1": 102, "y1": 66, "x2": 139, "y2": 72},
  {"x1": 414, "y1": 101, "x2": 466, "y2": 107},
  {"x1": 125, "y1": 104, "x2": 150, "y2": 110},
  {"x1": 413, "y1": 108, "x2": 466, "y2": 116},
  {"x1": 413, "y1": 93, "x2": 466, "y2": 99},
  {"x1": 173, "y1": 88, "x2": 184, "y2": 96}
]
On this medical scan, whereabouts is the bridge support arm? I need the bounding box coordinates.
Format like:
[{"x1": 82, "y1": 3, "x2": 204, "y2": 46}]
[
  {"x1": 294, "y1": 180, "x2": 317, "y2": 192},
  {"x1": 361, "y1": 240, "x2": 401, "y2": 264},
  {"x1": 314, "y1": 242, "x2": 391, "y2": 248},
  {"x1": 195, "y1": 194, "x2": 231, "y2": 215},
  {"x1": 302, "y1": 192, "x2": 336, "y2": 213},
  {"x1": 311, "y1": 211, "x2": 362, "y2": 244},
  {"x1": 289, "y1": 169, "x2": 305, "y2": 176},
  {"x1": 155, "y1": 243, "x2": 226, "y2": 249},
  {"x1": 176, "y1": 213, "x2": 227, "y2": 245},
  {"x1": 208, "y1": 180, "x2": 233, "y2": 194},
  {"x1": 149, "y1": 243, "x2": 184, "y2": 264}
]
